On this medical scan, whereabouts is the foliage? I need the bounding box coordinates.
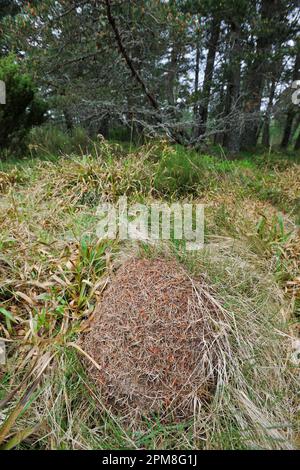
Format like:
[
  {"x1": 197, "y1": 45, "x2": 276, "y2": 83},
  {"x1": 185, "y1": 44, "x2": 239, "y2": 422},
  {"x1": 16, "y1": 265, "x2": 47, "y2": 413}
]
[
  {"x1": 1, "y1": 0, "x2": 299, "y2": 153},
  {"x1": 0, "y1": 55, "x2": 47, "y2": 155},
  {"x1": 28, "y1": 125, "x2": 92, "y2": 157}
]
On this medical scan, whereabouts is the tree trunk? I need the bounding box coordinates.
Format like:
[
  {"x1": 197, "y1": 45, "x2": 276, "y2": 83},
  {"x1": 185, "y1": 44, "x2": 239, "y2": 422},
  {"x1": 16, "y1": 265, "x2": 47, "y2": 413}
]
[
  {"x1": 294, "y1": 125, "x2": 300, "y2": 151},
  {"x1": 214, "y1": 82, "x2": 225, "y2": 145},
  {"x1": 197, "y1": 17, "x2": 220, "y2": 139},
  {"x1": 241, "y1": 0, "x2": 275, "y2": 150},
  {"x1": 281, "y1": 110, "x2": 295, "y2": 149},
  {"x1": 223, "y1": 20, "x2": 242, "y2": 155},
  {"x1": 193, "y1": 33, "x2": 201, "y2": 132},
  {"x1": 63, "y1": 108, "x2": 73, "y2": 131},
  {"x1": 281, "y1": 48, "x2": 300, "y2": 148},
  {"x1": 165, "y1": 41, "x2": 180, "y2": 125},
  {"x1": 262, "y1": 72, "x2": 278, "y2": 147}
]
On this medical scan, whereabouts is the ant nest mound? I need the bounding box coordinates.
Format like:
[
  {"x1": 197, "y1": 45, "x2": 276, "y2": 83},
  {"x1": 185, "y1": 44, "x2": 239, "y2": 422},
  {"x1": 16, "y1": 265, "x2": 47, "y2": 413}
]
[{"x1": 82, "y1": 257, "x2": 222, "y2": 420}]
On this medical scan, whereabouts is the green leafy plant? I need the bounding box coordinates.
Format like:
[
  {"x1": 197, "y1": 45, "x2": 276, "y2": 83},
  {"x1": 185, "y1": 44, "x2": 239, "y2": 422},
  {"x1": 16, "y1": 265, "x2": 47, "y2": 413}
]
[{"x1": 0, "y1": 55, "x2": 47, "y2": 155}]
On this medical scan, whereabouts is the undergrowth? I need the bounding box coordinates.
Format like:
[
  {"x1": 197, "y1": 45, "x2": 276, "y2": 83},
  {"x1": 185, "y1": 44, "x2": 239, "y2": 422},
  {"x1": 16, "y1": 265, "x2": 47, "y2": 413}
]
[{"x1": 0, "y1": 140, "x2": 299, "y2": 449}]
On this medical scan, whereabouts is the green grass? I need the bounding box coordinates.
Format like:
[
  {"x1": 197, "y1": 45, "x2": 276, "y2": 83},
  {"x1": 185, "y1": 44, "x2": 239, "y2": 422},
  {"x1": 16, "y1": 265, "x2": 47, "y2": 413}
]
[{"x1": 0, "y1": 139, "x2": 299, "y2": 449}]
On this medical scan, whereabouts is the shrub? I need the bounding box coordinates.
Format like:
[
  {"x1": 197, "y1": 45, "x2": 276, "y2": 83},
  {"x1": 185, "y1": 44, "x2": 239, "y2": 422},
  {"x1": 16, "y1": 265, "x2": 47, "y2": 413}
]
[
  {"x1": 28, "y1": 125, "x2": 92, "y2": 157},
  {"x1": 153, "y1": 145, "x2": 238, "y2": 197},
  {"x1": 0, "y1": 55, "x2": 47, "y2": 156}
]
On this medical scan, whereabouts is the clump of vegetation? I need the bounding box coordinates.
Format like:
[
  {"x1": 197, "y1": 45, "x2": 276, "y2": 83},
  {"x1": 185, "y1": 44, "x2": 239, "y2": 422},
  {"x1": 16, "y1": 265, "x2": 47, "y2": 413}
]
[
  {"x1": 27, "y1": 126, "x2": 94, "y2": 158},
  {"x1": 0, "y1": 56, "x2": 47, "y2": 155},
  {"x1": 82, "y1": 258, "x2": 218, "y2": 421}
]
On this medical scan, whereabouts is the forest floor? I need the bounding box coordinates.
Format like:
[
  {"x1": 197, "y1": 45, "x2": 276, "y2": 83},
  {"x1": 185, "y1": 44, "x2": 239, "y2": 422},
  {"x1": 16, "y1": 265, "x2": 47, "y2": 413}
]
[{"x1": 0, "y1": 140, "x2": 299, "y2": 449}]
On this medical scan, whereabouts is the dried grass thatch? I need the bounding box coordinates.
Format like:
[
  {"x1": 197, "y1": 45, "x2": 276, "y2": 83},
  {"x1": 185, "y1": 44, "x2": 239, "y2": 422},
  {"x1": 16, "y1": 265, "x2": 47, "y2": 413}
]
[{"x1": 81, "y1": 257, "x2": 224, "y2": 420}]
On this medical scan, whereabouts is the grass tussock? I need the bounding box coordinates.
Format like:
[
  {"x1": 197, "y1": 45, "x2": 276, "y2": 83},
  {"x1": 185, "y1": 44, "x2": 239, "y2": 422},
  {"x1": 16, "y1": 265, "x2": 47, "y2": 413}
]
[{"x1": 0, "y1": 140, "x2": 299, "y2": 449}]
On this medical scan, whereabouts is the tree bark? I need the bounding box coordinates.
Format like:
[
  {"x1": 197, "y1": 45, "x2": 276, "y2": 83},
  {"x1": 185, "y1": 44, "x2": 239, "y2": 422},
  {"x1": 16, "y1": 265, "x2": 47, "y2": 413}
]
[
  {"x1": 166, "y1": 43, "x2": 179, "y2": 109},
  {"x1": 294, "y1": 124, "x2": 300, "y2": 151},
  {"x1": 261, "y1": 84, "x2": 276, "y2": 147},
  {"x1": 281, "y1": 110, "x2": 295, "y2": 149},
  {"x1": 193, "y1": 34, "x2": 201, "y2": 126},
  {"x1": 241, "y1": 0, "x2": 275, "y2": 150},
  {"x1": 196, "y1": 17, "x2": 220, "y2": 140},
  {"x1": 223, "y1": 20, "x2": 242, "y2": 155},
  {"x1": 281, "y1": 48, "x2": 300, "y2": 148}
]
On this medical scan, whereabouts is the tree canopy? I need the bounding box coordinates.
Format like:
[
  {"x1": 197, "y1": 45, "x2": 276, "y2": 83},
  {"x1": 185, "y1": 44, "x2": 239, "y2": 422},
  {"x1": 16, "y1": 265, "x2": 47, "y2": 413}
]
[
  {"x1": 0, "y1": 0, "x2": 299, "y2": 154},
  {"x1": 0, "y1": 55, "x2": 47, "y2": 151}
]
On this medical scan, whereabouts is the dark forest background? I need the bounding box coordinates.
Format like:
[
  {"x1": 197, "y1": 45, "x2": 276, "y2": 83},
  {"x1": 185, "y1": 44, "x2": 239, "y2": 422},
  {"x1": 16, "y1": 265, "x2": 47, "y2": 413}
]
[{"x1": 0, "y1": 0, "x2": 300, "y2": 156}]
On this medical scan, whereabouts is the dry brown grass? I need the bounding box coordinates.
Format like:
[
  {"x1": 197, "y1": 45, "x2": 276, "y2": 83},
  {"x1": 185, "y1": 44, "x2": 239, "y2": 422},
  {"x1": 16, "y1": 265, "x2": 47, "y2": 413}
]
[{"x1": 82, "y1": 258, "x2": 219, "y2": 420}]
